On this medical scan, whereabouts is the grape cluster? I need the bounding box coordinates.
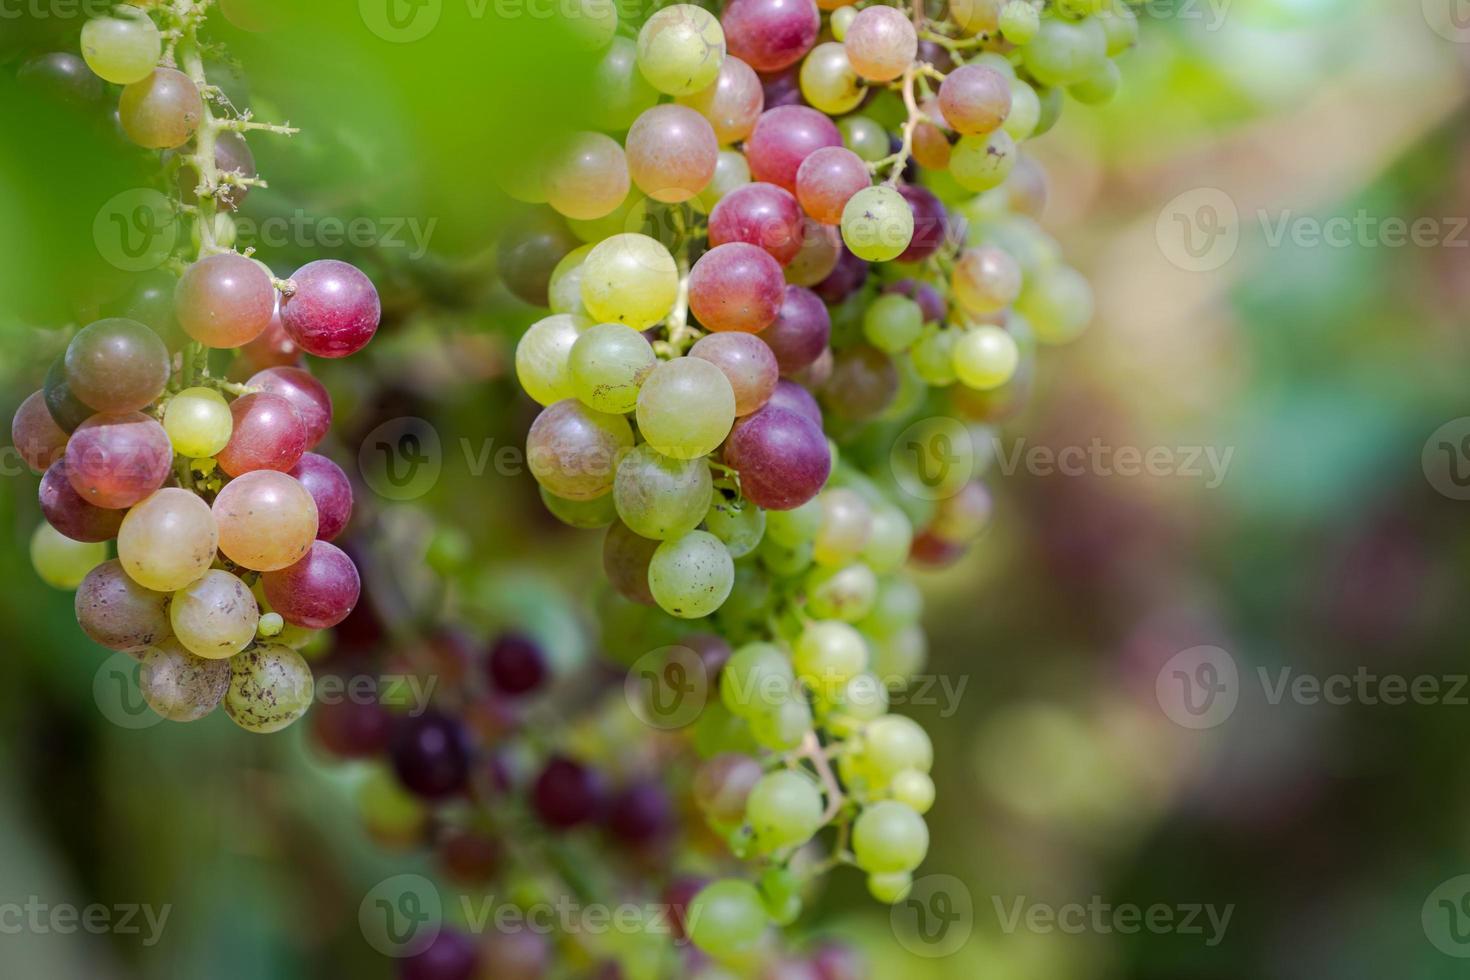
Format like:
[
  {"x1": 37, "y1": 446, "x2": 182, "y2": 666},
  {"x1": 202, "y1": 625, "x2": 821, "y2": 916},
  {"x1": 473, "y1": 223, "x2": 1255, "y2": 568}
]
[
  {"x1": 495, "y1": 0, "x2": 1138, "y2": 968},
  {"x1": 12, "y1": 1, "x2": 381, "y2": 733}
]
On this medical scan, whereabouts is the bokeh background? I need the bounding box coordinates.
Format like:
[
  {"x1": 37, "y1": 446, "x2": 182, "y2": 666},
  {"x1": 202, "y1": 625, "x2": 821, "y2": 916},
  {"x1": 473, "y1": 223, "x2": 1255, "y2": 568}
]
[{"x1": 3, "y1": 0, "x2": 1470, "y2": 976}]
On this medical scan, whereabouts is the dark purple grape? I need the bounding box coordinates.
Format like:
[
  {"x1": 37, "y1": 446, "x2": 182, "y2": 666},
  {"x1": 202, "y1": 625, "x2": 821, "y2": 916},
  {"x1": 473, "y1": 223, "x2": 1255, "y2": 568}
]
[
  {"x1": 765, "y1": 379, "x2": 823, "y2": 429},
  {"x1": 310, "y1": 697, "x2": 393, "y2": 759},
  {"x1": 663, "y1": 875, "x2": 710, "y2": 941},
  {"x1": 487, "y1": 633, "x2": 548, "y2": 696},
  {"x1": 728, "y1": 405, "x2": 830, "y2": 510},
  {"x1": 400, "y1": 928, "x2": 479, "y2": 980},
  {"x1": 760, "y1": 286, "x2": 830, "y2": 375},
  {"x1": 916, "y1": 39, "x2": 955, "y2": 75},
  {"x1": 44, "y1": 357, "x2": 93, "y2": 433},
  {"x1": 812, "y1": 246, "x2": 867, "y2": 304},
  {"x1": 18, "y1": 53, "x2": 104, "y2": 106},
  {"x1": 722, "y1": 0, "x2": 820, "y2": 73},
  {"x1": 40, "y1": 459, "x2": 124, "y2": 542},
  {"x1": 896, "y1": 184, "x2": 948, "y2": 263},
  {"x1": 289, "y1": 453, "x2": 353, "y2": 541},
  {"x1": 606, "y1": 780, "x2": 674, "y2": 844},
  {"x1": 758, "y1": 65, "x2": 804, "y2": 109},
  {"x1": 438, "y1": 827, "x2": 502, "y2": 885},
  {"x1": 532, "y1": 755, "x2": 605, "y2": 829},
  {"x1": 391, "y1": 712, "x2": 470, "y2": 800},
  {"x1": 884, "y1": 279, "x2": 946, "y2": 323},
  {"x1": 498, "y1": 211, "x2": 579, "y2": 307}
]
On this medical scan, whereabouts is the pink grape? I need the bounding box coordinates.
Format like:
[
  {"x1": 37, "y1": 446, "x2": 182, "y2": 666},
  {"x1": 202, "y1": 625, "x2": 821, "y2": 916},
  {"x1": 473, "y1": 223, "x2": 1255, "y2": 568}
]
[
  {"x1": 795, "y1": 146, "x2": 870, "y2": 225},
  {"x1": 75, "y1": 559, "x2": 170, "y2": 653},
  {"x1": 236, "y1": 303, "x2": 300, "y2": 372},
  {"x1": 604, "y1": 520, "x2": 659, "y2": 605},
  {"x1": 792, "y1": 345, "x2": 834, "y2": 389},
  {"x1": 952, "y1": 245, "x2": 1022, "y2": 314},
  {"x1": 175, "y1": 253, "x2": 275, "y2": 348},
  {"x1": 212, "y1": 470, "x2": 319, "y2": 571},
  {"x1": 938, "y1": 64, "x2": 1012, "y2": 136},
  {"x1": 843, "y1": 5, "x2": 917, "y2": 82},
  {"x1": 626, "y1": 104, "x2": 719, "y2": 204},
  {"x1": 761, "y1": 286, "x2": 830, "y2": 374},
  {"x1": 688, "y1": 242, "x2": 786, "y2": 333},
  {"x1": 896, "y1": 184, "x2": 948, "y2": 263},
  {"x1": 118, "y1": 67, "x2": 202, "y2": 149},
  {"x1": 12, "y1": 390, "x2": 68, "y2": 473},
  {"x1": 281, "y1": 260, "x2": 381, "y2": 358},
  {"x1": 64, "y1": 318, "x2": 170, "y2": 413},
  {"x1": 544, "y1": 131, "x2": 630, "y2": 221},
  {"x1": 765, "y1": 378, "x2": 824, "y2": 428},
  {"x1": 744, "y1": 105, "x2": 842, "y2": 193},
  {"x1": 262, "y1": 540, "x2": 361, "y2": 629},
  {"x1": 722, "y1": 0, "x2": 820, "y2": 73},
  {"x1": 728, "y1": 405, "x2": 830, "y2": 510},
  {"x1": 822, "y1": 345, "x2": 897, "y2": 421},
  {"x1": 690, "y1": 333, "x2": 779, "y2": 416},
  {"x1": 215, "y1": 392, "x2": 307, "y2": 477},
  {"x1": 289, "y1": 453, "x2": 353, "y2": 541},
  {"x1": 526, "y1": 399, "x2": 634, "y2": 501},
  {"x1": 64, "y1": 412, "x2": 171, "y2": 509},
  {"x1": 784, "y1": 218, "x2": 841, "y2": 287},
  {"x1": 41, "y1": 459, "x2": 125, "y2": 542},
  {"x1": 679, "y1": 55, "x2": 765, "y2": 145},
  {"x1": 247, "y1": 366, "x2": 332, "y2": 449},
  {"x1": 708, "y1": 182, "x2": 805, "y2": 265}
]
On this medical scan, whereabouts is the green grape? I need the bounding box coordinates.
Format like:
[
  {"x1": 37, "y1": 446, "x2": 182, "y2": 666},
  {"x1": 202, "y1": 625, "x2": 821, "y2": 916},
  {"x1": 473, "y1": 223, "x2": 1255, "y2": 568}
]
[
  {"x1": 569, "y1": 191, "x2": 648, "y2": 246},
  {"x1": 358, "y1": 765, "x2": 428, "y2": 849},
  {"x1": 170, "y1": 569, "x2": 260, "y2": 659},
  {"x1": 716, "y1": 560, "x2": 775, "y2": 633},
  {"x1": 565, "y1": 0, "x2": 618, "y2": 49},
  {"x1": 951, "y1": 0, "x2": 1003, "y2": 36},
  {"x1": 891, "y1": 769, "x2": 936, "y2": 814},
  {"x1": 581, "y1": 234, "x2": 679, "y2": 329},
  {"x1": 862, "y1": 714, "x2": 933, "y2": 779},
  {"x1": 695, "y1": 699, "x2": 762, "y2": 758},
  {"x1": 953, "y1": 325, "x2": 1020, "y2": 389},
  {"x1": 720, "y1": 641, "x2": 793, "y2": 718},
  {"x1": 80, "y1": 7, "x2": 162, "y2": 85},
  {"x1": 138, "y1": 638, "x2": 230, "y2": 722},
  {"x1": 971, "y1": 51, "x2": 1018, "y2": 80},
  {"x1": 686, "y1": 879, "x2": 767, "y2": 960},
  {"x1": 648, "y1": 529, "x2": 734, "y2": 619},
  {"x1": 794, "y1": 620, "x2": 868, "y2": 691},
  {"x1": 861, "y1": 506, "x2": 913, "y2": 573},
  {"x1": 999, "y1": 1, "x2": 1040, "y2": 44},
  {"x1": 636, "y1": 357, "x2": 735, "y2": 460},
  {"x1": 30, "y1": 524, "x2": 106, "y2": 590},
  {"x1": 1021, "y1": 15, "x2": 1107, "y2": 88},
  {"x1": 540, "y1": 486, "x2": 618, "y2": 529},
  {"x1": 1101, "y1": 4, "x2": 1139, "y2": 55},
  {"x1": 867, "y1": 871, "x2": 913, "y2": 904},
  {"x1": 745, "y1": 769, "x2": 824, "y2": 853},
  {"x1": 516, "y1": 313, "x2": 588, "y2": 407},
  {"x1": 636, "y1": 4, "x2": 726, "y2": 96},
  {"x1": 698, "y1": 150, "x2": 752, "y2": 211},
  {"x1": 1003, "y1": 78, "x2": 1042, "y2": 141},
  {"x1": 831, "y1": 5, "x2": 857, "y2": 40},
  {"x1": 747, "y1": 695, "x2": 812, "y2": 752},
  {"x1": 852, "y1": 801, "x2": 928, "y2": 873},
  {"x1": 813, "y1": 488, "x2": 873, "y2": 566},
  {"x1": 758, "y1": 866, "x2": 803, "y2": 925},
  {"x1": 759, "y1": 534, "x2": 814, "y2": 577},
  {"x1": 765, "y1": 497, "x2": 821, "y2": 547},
  {"x1": 862, "y1": 293, "x2": 924, "y2": 354},
  {"x1": 820, "y1": 672, "x2": 889, "y2": 735},
  {"x1": 951, "y1": 130, "x2": 1017, "y2": 192},
  {"x1": 569, "y1": 322, "x2": 657, "y2": 414},
  {"x1": 861, "y1": 576, "x2": 923, "y2": 636},
  {"x1": 548, "y1": 244, "x2": 593, "y2": 317},
  {"x1": 118, "y1": 488, "x2": 219, "y2": 592},
  {"x1": 163, "y1": 386, "x2": 232, "y2": 458},
  {"x1": 224, "y1": 643, "x2": 314, "y2": 733},
  {"x1": 705, "y1": 496, "x2": 766, "y2": 558},
  {"x1": 870, "y1": 623, "x2": 927, "y2": 684},
  {"x1": 911, "y1": 327, "x2": 959, "y2": 387},
  {"x1": 614, "y1": 444, "x2": 713, "y2": 540},
  {"x1": 839, "y1": 115, "x2": 891, "y2": 164},
  {"x1": 841, "y1": 185, "x2": 914, "y2": 263},
  {"x1": 1016, "y1": 263, "x2": 1093, "y2": 345},
  {"x1": 800, "y1": 42, "x2": 865, "y2": 116},
  {"x1": 805, "y1": 563, "x2": 879, "y2": 622},
  {"x1": 1070, "y1": 59, "x2": 1121, "y2": 105}
]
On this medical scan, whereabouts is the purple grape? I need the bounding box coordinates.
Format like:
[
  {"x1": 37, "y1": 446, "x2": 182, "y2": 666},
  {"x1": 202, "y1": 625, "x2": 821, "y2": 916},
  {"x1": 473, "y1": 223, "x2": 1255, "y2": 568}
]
[
  {"x1": 681, "y1": 632, "x2": 732, "y2": 678},
  {"x1": 728, "y1": 405, "x2": 830, "y2": 510},
  {"x1": 532, "y1": 755, "x2": 605, "y2": 829},
  {"x1": 760, "y1": 286, "x2": 830, "y2": 374},
  {"x1": 13, "y1": 390, "x2": 69, "y2": 474},
  {"x1": 74, "y1": 559, "x2": 169, "y2": 652},
  {"x1": 722, "y1": 0, "x2": 820, "y2": 73},
  {"x1": 765, "y1": 379, "x2": 823, "y2": 429},
  {"x1": 247, "y1": 366, "x2": 332, "y2": 449},
  {"x1": 745, "y1": 105, "x2": 842, "y2": 193},
  {"x1": 18, "y1": 52, "x2": 104, "y2": 106},
  {"x1": 40, "y1": 459, "x2": 124, "y2": 542},
  {"x1": 709, "y1": 183, "x2": 805, "y2": 266},
  {"x1": 281, "y1": 259, "x2": 380, "y2": 358},
  {"x1": 812, "y1": 246, "x2": 868, "y2": 304},
  {"x1": 896, "y1": 184, "x2": 947, "y2": 263},
  {"x1": 64, "y1": 412, "x2": 171, "y2": 509},
  {"x1": 400, "y1": 929, "x2": 479, "y2": 980},
  {"x1": 487, "y1": 633, "x2": 548, "y2": 696},
  {"x1": 606, "y1": 780, "x2": 674, "y2": 844},
  {"x1": 391, "y1": 712, "x2": 470, "y2": 800},
  {"x1": 64, "y1": 318, "x2": 170, "y2": 414},
  {"x1": 884, "y1": 279, "x2": 946, "y2": 323},
  {"x1": 690, "y1": 332, "x2": 780, "y2": 416},
  {"x1": 688, "y1": 243, "x2": 786, "y2": 334},
  {"x1": 498, "y1": 211, "x2": 579, "y2": 307},
  {"x1": 262, "y1": 540, "x2": 360, "y2": 629},
  {"x1": 44, "y1": 357, "x2": 93, "y2": 433},
  {"x1": 289, "y1": 452, "x2": 353, "y2": 541},
  {"x1": 310, "y1": 697, "x2": 393, "y2": 759},
  {"x1": 758, "y1": 65, "x2": 804, "y2": 109},
  {"x1": 604, "y1": 521, "x2": 658, "y2": 606},
  {"x1": 822, "y1": 345, "x2": 898, "y2": 421}
]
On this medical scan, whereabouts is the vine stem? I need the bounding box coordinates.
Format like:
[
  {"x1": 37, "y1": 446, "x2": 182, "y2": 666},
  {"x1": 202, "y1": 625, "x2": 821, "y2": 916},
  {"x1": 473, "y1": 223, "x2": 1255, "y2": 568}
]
[{"x1": 867, "y1": 62, "x2": 945, "y2": 185}]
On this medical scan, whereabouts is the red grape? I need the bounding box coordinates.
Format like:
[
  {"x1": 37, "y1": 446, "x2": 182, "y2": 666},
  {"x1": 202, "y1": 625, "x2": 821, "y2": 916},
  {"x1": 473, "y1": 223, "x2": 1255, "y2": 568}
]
[
  {"x1": 12, "y1": 390, "x2": 69, "y2": 473},
  {"x1": 487, "y1": 633, "x2": 549, "y2": 696},
  {"x1": 795, "y1": 146, "x2": 870, "y2": 225},
  {"x1": 175, "y1": 253, "x2": 275, "y2": 348},
  {"x1": 119, "y1": 67, "x2": 202, "y2": 149},
  {"x1": 607, "y1": 780, "x2": 675, "y2": 844},
  {"x1": 765, "y1": 378, "x2": 824, "y2": 428},
  {"x1": 64, "y1": 318, "x2": 170, "y2": 413},
  {"x1": 262, "y1": 540, "x2": 360, "y2": 629},
  {"x1": 281, "y1": 260, "x2": 381, "y2": 358},
  {"x1": 216, "y1": 392, "x2": 307, "y2": 477},
  {"x1": 709, "y1": 182, "x2": 805, "y2": 265},
  {"x1": 761, "y1": 286, "x2": 831, "y2": 375},
  {"x1": 812, "y1": 245, "x2": 868, "y2": 303},
  {"x1": 688, "y1": 242, "x2": 786, "y2": 333},
  {"x1": 938, "y1": 64, "x2": 1012, "y2": 135},
  {"x1": 728, "y1": 404, "x2": 830, "y2": 510},
  {"x1": 40, "y1": 459, "x2": 125, "y2": 542},
  {"x1": 247, "y1": 366, "x2": 332, "y2": 449},
  {"x1": 391, "y1": 712, "x2": 470, "y2": 800},
  {"x1": 64, "y1": 412, "x2": 171, "y2": 509},
  {"x1": 690, "y1": 332, "x2": 780, "y2": 416},
  {"x1": 289, "y1": 452, "x2": 353, "y2": 541},
  {"x1": 236, "y1": 302, "x2": 300, "y2": 371},
  {"x1": 678, "y1": 55, "x2": 765, "y2": 145},
  {"x1": 722, "y1": 0, "x2": 820, "y2": 73},
  {"x1": 744, "y1": 105, "x2": 842, "y2": 192},
  {"x1": 532, "y1": 755, "x2": 606, "y2": 828},
  {"x1": 758, "y1": 64, "x2": 804, "y2": 108}
]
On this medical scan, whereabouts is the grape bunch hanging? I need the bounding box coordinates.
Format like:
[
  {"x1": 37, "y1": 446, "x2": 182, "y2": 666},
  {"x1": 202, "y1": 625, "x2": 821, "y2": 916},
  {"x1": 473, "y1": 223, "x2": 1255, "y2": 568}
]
[{"x1": 11, "y1": 0, "x2": 381, "y2": 733}]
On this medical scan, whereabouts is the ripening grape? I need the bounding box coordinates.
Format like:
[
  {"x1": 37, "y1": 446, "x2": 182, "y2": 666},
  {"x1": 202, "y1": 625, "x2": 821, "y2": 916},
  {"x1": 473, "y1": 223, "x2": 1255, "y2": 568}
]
[
  {"x1": 1070, "y1": 59, "x2": 1121, "y2": 105},
  {"x1": 688, "y1": 242, "x2": 786, "y2": 333},
  {"x1": 289, "y1": 453, "x2": 353, "y2": 541},
  {"x1": 898, "y1": 184, "x2": 948, "y2": 264},
  {"x1": 636, "y1": 4, "x2": 726, "y2": 96},
  {"x1": 175, "y1": 253, "x2": 275, "y2": 348},
  {"x1": 727, "y1": 405, "x2": 830, "y2": 511},
  {"x1": 840, "y1": 185, "x2": 914, "y2": 263},
  {"x1": 580, "y1": 234, "x2": 679, "y2": 330},
  {"x1": 12, "y1": 390, "x2": 68, "y2": 474},
  {"x1": 117, "y1": 488, "x2": 217, "y2": 591},
  {"x1": 64, "y1": 412, "x2": 171, "y2": 509},
  {"x1": 44, "y1": 357, "x2": 93, "y2": 435},
  {"x1": 806, "y1": 563, "x2": 879, "y2": 621},
  {"x1": 952, "y1": 246, "x2": 1022, "y2": 314},
  {"x1": 794, "y1": 619, "x2": 868, "y2": 690},
  {"x1": 170, "y1": 569, "x2": 259, "y2": 659},
  {"x1": 648, "y1": 529, "x2": 734, "y2": 618},
  {"x1": 704, "y1": 496, "x2": 767, "y2": 558},
  {"x1": 75, "y1": 560, "x2": 169, "y2": 652},
  {"x1": 1003, "y1": 78, "x2": 1042, "y2": 140},
  {"x1": 951, "y1": 129, "x2": 1016, "y2": 192},
  {"x1": 862, "y1": 293, "x2": 924, "y2": 354},
  {"x1": 814, "y1": 487, "x2": 873, "y2": 565},
  {"x1": 30, "y1": 523, "x2": 106, "y2": 589},
  {"x1": 281, "y1": 260, "x2": 380, "y2": 358},
  {"x1": 604, "y1": 520, "x2": 660, "y2": 604},
  {"x1": 679, "y1": 55, "x2": 764, "y2": 145},
  {"x1": 1016, "y1": 263, "x2": 1093, "y2": 344},
  {"x1": 913, "y1": 117, "x2": 951, "y2": 170},
  {"x1": 799, "y1": 42, "x2": 864, "y2": 116},
  {"x1": 527, "y1": 399, "x2": 633, "y2": 500},
  {"x1": 40, "y1": 460, "x2": 123, "y2": 543},
  {"x1": 138, "y1": 639, "x2": 230, "y2": 722},
  {"x1": 213, "y1": 470, "x2": 319, "y2": 571},
  {"x1": 636, "y1": 357, "x2": 736, "y2": 459},
  {"x1": 760, "y1": 533, "x2": 815, "y2": 577},
  {"x1": 81, "y1": 9, "x2": 163, "y2": 85},
  {"x1": 567, "y1": 323, "x2": 656, "y2": 416},
  {"x1": 843, "y1": 6, "x2": 916, "y2": 83},
  {"x1": 215, "y1": 392, "x2": 307, "y2": 477},
  {"x1": 823, "y1": 345, "x2": 898, "y2": 421},
  {"x1": 542, "y1": 486, "x2": 617, "y2": 529},
  {"x1": 721, "y1": 0, "x2": 819, "y2": 73},
  {"x1": 938, "y1": 64, "x2": 1012, "y2": 136},
  {"x1": 614, "y1": 444, "x2": 713, "y2": 540},
  {"x1": 950, "y1": 0, "x2": 1003, "y2": 36},
  {"x1": 686, "y1": 879, "x2": 767, "y2": 960},
  {"x1": 694, "y1": 753, "x2": 763, "y2": 827},
  {"x1": 852, "y1": 800, "x2": 928, "y2": 873},
  {"x1": 745, "y1": 105, "x2": 842, "y2": 192},
  {"x1": 565, "y1": 0, "x2": 618, "y2": 49},
  {"x1": 931, "y1": 479, "x2": 993, "y2": 542},
  {"x1": 839, "y1": 114, "x2": 890, "y2": 163},
  {"x1": 262, "y1": 540, "x2": 360, "y2": 629},
  {"x1": 709, "y1": 182, "x2": 805, "y2": 266},
  {"x1": 953, "y1": 325, "x2": 1019, "y2": 389},
  {"x1": 119, "y1": 67, "x2": 201, "y2": 149},
  {"x1": 1021, "y1": 15, "x2": 1108, "y2": 87},
  {"x1": 795, "y1": 146, "x2": 870, "y2": 226},
  {"x1": 162, "y1": 386, "x2": 232, "y2": 459},
  {"x1": 1000, "y1": 0, "x2": 1040, "y2": 43},
  {"x1": 593, "y1": 36, "x2": 660, "y2": 130},
  {"x1": 516, "y1": 313, "x2": 587, "y2": 406},
  {"x1": 626, "y1": 104, "x2": 719, "y2": 204},
  {"x1": 19, "y1": 51, "x2": 103, "y2": 105},
  {"x1": 784, "y1": 218, "x2": 842, "y2": 287},
  {"x1": 64, "y1": 318, "x2": 169, "y2": 414},
  {"x1": 246, "y1": 366, "x2": 332, "y2": 450},
  {"x1": 699, "y1": 150, "x2": 753, "y2": 211},
  {"x1": 224, "y1": 643, "x2": 315, "y2": 733},
  {"x1": 761, "y1": 287, "x2": 831, "y2": 374},
  {"x1": 544, "y1": 131, "x2": 630, "y2": 221},
  {"x1": 690, "y1": 332, "x2": 779, "y2": 416},
  {"x1": 531, "y1": 754, "x2": 603, "y2": 827},
  {"x1": 746, "y1": 769, "x2": 824, "y2": 852}
]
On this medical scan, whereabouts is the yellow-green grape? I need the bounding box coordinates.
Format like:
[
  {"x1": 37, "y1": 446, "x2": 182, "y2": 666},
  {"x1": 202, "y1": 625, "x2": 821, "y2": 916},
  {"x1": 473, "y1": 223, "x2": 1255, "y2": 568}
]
[
  {"x1": 30, "y1": 524, "x2": 106, "y2": 589},
  {"x1": 912, "y1": 327, "x2": 959, "y2": 386},
  {"x1": 759, "y1": 866, "x2": 803, "y2": 926},
  {"x1": 891, "y1": 769, "x2": 936, "y2": 814},
  {"x1": 117, "y1": 488, "x2": 219, "y2": 592},
  {"x1": 1003, "y1": 78, "x2": 1042, "y2": 141},
  {"x1": 686, "y1": 879, "x2": 767, "y2": 961},
  {"x1": 951, "y1": 129, "x2": 1017, "y2": 192},
  {"x1": 80, "y1": 7, "x2": 162, "y2": 85},
  {"x1": 871, "y1": 623, "x2": 927, "y2": 684},
  {"x1": 1016, "y1": 263, "x2": 1093, "y2": 344},
  {"x1": 569, "y1": 322, "x2": 657, "y2": 414},
  {"x1": 861, "y1": 576, "x2": 923, "y2": 636},
  {"x1": 720, "y1": 641, "x2": 793, "y2": 718},
  {"x1": 800, "y1": 42, "x2": 865, "y2": 116},
  {"x1": 839, "y1": 115, "x2": 890, "y2": 164},
  {"x1": 581, "y1": 234, "x2": 679, "y2": 330},
  {"x1": 844, "y1": 5, "x2": 917, "y2": 82},
  {"x1": 840, "y1": 185, "x2": 914, "y2": 263},
  {"x1": 540, "y1": 486, "x2": 618, "y2": 529},
  {"x1": 853, "y1": 801, "x2": 929, "y2": 873},
  {"x1": 568, "y1": 192, "x2": 647, "y2": 246},
  {"x1": 636, "y1": 357, "x2": 735, "y2": 460},
  {"x1": 224, "y1": 643, "x2": 315, "y2": 733},
  {"x1": 516, "y1": 313, "x2": 588, "y2": 407},
  {"x1": 950, "y1": 0, "x2": 1003, "y2": 37},
  {"x1": 1101, "y1": 3, "x2": 1139, "y2": 55},
  {"x1": 813, "y1": 487, "x2": 873, "y2": 566},
  {"x1": 971, "y1": 50, "x2": 1018, "y2": 80},
  {"x1": 999, "y1": 0, "x2": 1040, "y2": 44},
  {"x1": 821, "y1": 672, "x2": 889, "y2": 736},
  {"x1": 548, "y1": 244, "x2": 594, "y2": 316},
  {"x1": 565, "y1": 0, "x2": 618, "y2": 49},
  {"x1": 138, "y1": 638, "x2": 230, "y2": 722},
  {"x1": 614, "y1": 443, "x2": 713, "y2": 540},
  {"x1": 358, "y1": 765, "x2": 428, "y2": 849},
  {"x1": 1021, "y1": 15, "x2": 1108, "y2": 87},
  {"x1": 862, "y1": 714, "x2": 933, "y2": 780},
  {"x1": 862, "y1": 506, "x2": 913, "y2": 573},
  {"x1": 163, "y1": 386, "x2": 232, "y2": 458},
  {"x1": 794, "y1": 619, "x2": 868, "y2": 693},
  {"x1": 1070, "y1": 59, "x2": 1121, "y2": 106},
  {"x1": 862, "y1": 293, "x2": 924, "y2": 354},
  {"x1": 699, "y1": 151, "x2": 752, "y2": 211},
  {"x1": 953, "y1": 245, "x2": 1022, "y2": 315},
  {"x1": 748, "y1": 691, "x2": 813, "y2": 752},
  {"x1": 648, "y1": 529, "x2": 734, "y2": 619},
  {"x1": 759, "y1": 534, "x2": 814, "y2": 578},
  {"x1": 867, "y1": 871, "x2": 913, "y2": 904},
  {"x1": 704, "y1": 496, "x2": 766, "y2": 558},
  {"x1": 636, "y1": 4, "x2": 726, "y2": 96},
  {"x1": 953, "y1": 325, "x2": 1019, "y2": 389},
  {"x1": 831, "y1": 5, "x2": 858, "y2": 40},
  {"x1": 745, "y1": 769, "x2": 825, "y2": 853},
  {"x1": 544, "y1": 131, "x2": 631, "y2": 222},
  {"x1": 765, "y1": 497, "x2": 822, "y2": 547},
  {"x1": 170, "y1": 569, "x2": 259, "y2": 660},
  {"x1": 805, "y1": 563, "x2": 878, "y2": 622}
]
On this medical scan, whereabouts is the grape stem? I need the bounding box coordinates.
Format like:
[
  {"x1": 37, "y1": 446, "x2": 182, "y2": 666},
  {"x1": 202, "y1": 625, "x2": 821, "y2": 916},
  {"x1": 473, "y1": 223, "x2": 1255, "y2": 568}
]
[
  {"x1": 868, "y1": 62, "x2": 946, "y2": 185},
  {"x1": 655, "y1": 260, "x2": 700, "y2": 357}
]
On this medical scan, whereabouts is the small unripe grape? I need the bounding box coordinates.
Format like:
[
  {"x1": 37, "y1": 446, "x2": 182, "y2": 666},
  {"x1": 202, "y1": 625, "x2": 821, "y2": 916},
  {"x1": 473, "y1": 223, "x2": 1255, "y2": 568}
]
[
  {"x1": 542, "y1": 487, "x2": 617, "y2": 529},
  {"x1": 568, "y1": 322, "x2": 657, "y2": 415},
  {"x1": 840, "y1": 185, "x2": 914, "y2": 263},
  {"x1": 516, "y1": 313, "x2": 587, "y2": 407},
  {"x1": 862, "y1": 507, "x2": 914, "y2": 573},
  {"x1": 686, "y1": 880, "x2": 767, "y2": 960},
  {"x1": 1021, "y1": 15, "x2": 1108, "y2": 87},
  {"x1": 118, "y1": 488, "x2": 219, "y2": 591},
  {"x1": 950, "y1": 0, "x2": 1003, "y2": 37},
  {"x1": 867, "y1": 871, "x2": 913, "y2": 904},
  {"x1": 953, "y1": 325, "x2": 1019, "y2": 390},
  {"x1": 704, "y1": 496, "x2": 767, "y2": 558},
  {"x1": 31, "y1": 523, "x2": 106, "y2": 589},
  {"x1": 637, "y1": 4, "x2": 727, "y2": 96},
  {"x1": 852, "y1": 800, "x2": 928, "y2": 873},
  {"x1": 699, "y1": 150, "x2": 753, "y2": 210},
  {"x1": 814, "y1": 487, "x2": 873, "y2": 565},
  {"x1": 119, "y1": 67, "x2": 202, "y2": 149},
  {"x1": 1016, "y1": 263, "x2": 1093, "y2": 345},
  {"x1": 636, "y1": 357, "x2": 736, "y2": 460},
  {"x1": 912, "y1": 327, "x2": 960, "y2": 386},
  {"x1": 694, "y1": 753, "x2": 763, "y2": 827},
  {"x1": 951, "y1": 129, "x2": 1017, "y2": 192},
  {"x1": 863, "y1": 714, "x2": 933, "y2": 777},
  {"x1": 1004, "y1": 78, "x2": 1042, "y2": 140},
  {"x1": 648, "y1": 529, "x2": 734, "y2": 619},
  {"x1": 843, "y1": 5, "x2": 916, "y2": 83},
  {"x1": 720, "y1": 641, "x2": 794, "y2": 718},
  {"x1": 839, "y1": 114, "x2": 890, "y2": 163},
  {"x1": 213, "y1": 470, "x2": 319, "y2": 571},
  {"x1": 678, "y1": 55, "x2": 764, "y2": 145},
  {"x1": 862, "y1": 293, "x2": 923, "y2": 354},
  {"x1": 952, "y1": 245, "x2": 1022, "y2": 314},
  {"x1": 138, "y1": 638, "x2": 231, "y2": 722},
  {"x1": 1101, "y1": 4, "x2": 1140, "y2": 55},
  {"x1": 81, "y1": 7, "x2": 162, "y2": 84},
  {"x1": 805, "y1": 563, "x2": 879, "y2": 621},
  {"x1": 164, "y1": 387, "x2": 232, "y2": 458},
  {"x1": 175, "y1": 253, "x2": 275, "y2": 348},
  {"x1": 544, "y1": 131, "x2": 630, "y2": 221},
  {"x1": 224, "y1": 643, "x2": 315, "y2": 733},
  {"x1": 745, "y1": 769, "x2": 824, "y2": 852},
  {"x1": 1070, "y1": 59, "x2": 1121, "y2": 106},
  {"x1": 171, "y1": 569, "x2": 260, "y2": 659},
  {"x1": 1000, "y1": 0, "x2": 1040, "y2": 43},
  {"x1": 580, "y1": 234, "x2": 679, "y2": 330},
  {"x1": 799, "y1": 42, "x2": 864, "y2": 116}
]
